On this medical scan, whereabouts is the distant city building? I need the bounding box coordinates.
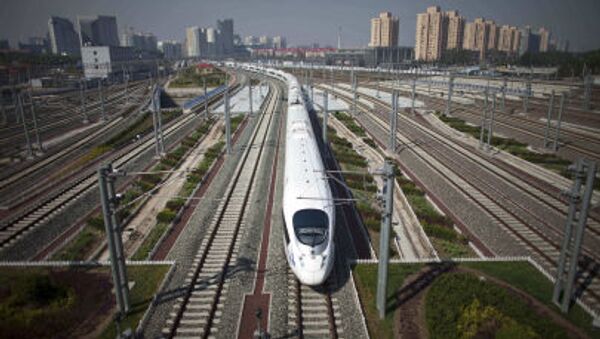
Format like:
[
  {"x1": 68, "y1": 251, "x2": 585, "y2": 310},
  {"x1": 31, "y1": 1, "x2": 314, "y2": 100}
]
[
  {"x1": 497, "y1": 25, "x2": 520, "y2": 55},
  {"x1": 369, "y1": 12, "x2": 399, "y2": 47},
  {"x1": 158, "y1": 40, "x2": 182, "y2": 59},
  {"x1": 272, "y1": 36, "x2": 287, "y2": 49},
  {"x1": 244, "y1": 35, "x2": 257, "y2": 46},
  {"x1": 48, "y1": 16, "x2": 81, "y2": 56},
  {"x1": 131, "y1": 32, "x2": 157, "y2": 52},
  {"x1": 77, "y1": 15, "x2": 120, "y2": 47},
  {"x1": 217, "y1": 18, "x2": 234, "y2": 55},
  {"x1": 186, "y1": 26, "x2": 202, "y2": 57},
  {"x1": 0, "y1": 40, "x2": 9, "y2": 50},
  {"x1": 445, "y1": 10, "x2": 465, "y2": 50},
  {"x1": 206, "y1": 27, "x2": 219, "y2": 56},
  {"x1": 415, "y1": 5, "x2": 558, "y2": 63},
  {"x1": 81, "y1": 45, "x2": 155, "y2": 79},
  {"x1": 259, "y1": 35, "x2": 272, "y2": 48},
  {"x1": 18, "y1": 37, "x2": 50, "y2": 54},
  {"x1": 538, "y1": 27, "x2": 551, "y2": 52},
  {"x1": 415, "y1": 6, "x2": 445, "y2": 61}
]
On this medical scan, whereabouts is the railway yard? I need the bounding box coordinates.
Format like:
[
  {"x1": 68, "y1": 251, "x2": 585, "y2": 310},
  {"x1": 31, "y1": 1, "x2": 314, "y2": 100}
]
[{"x1": 1, "y1": 63, "x2": 599, "y2": 338}]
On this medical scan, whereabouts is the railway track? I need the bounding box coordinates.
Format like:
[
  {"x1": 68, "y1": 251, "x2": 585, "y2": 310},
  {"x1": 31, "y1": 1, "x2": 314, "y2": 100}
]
[
  {"x1": 163, "y1": 83, "x2": 278, "y2": 338},
  {"x1": 0, "y1": 80, "x2": 150, "y2": 154},
  {"x1": 0, "y1": 82, "x2": 241, "y2": 252},
  {"x1": 341, "y1": 81, "x2": 600, "y2": 161},
  {"x1": 318, "y1": 84, "x2": 600, "y2": 315},
  {"x1": 287, "y1": 268, "x2": 343, "y2": 338}
]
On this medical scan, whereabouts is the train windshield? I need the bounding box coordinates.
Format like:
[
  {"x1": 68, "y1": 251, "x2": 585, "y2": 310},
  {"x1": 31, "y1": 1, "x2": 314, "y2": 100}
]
[{"x1": 293, "y1": 209, "x2": 329, "y2": 246}]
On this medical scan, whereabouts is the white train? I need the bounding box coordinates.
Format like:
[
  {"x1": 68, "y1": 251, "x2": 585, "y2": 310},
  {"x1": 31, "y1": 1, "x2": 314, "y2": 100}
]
[{"x1": 240, "y1": 64, "x2": 335, "y2": 285}]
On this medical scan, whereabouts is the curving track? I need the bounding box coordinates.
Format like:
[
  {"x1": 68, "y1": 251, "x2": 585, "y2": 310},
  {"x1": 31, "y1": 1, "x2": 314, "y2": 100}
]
[{"x1": 317, "y1": 83, "x2": 600, "y2": 316}]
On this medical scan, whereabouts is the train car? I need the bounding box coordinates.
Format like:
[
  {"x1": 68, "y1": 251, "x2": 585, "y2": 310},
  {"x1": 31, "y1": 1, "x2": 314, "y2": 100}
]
[
  {"x1": 281, "y1": 72, "x2": 335, "y2": 286},
  {"x1": 182, "y1": 85, "x2": 227, "y2": 114}
]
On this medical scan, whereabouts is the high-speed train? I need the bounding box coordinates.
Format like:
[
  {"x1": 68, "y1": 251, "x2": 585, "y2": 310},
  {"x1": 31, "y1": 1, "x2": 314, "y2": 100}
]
[{"x1": 240, "y1": 64, "x2": 335, "y2": 285}]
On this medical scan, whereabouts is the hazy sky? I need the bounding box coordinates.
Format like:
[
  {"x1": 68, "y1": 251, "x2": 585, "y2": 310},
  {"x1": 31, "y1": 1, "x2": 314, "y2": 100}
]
[{"x1": 2, "y1": 0, "x2": 600, "y2": 51}]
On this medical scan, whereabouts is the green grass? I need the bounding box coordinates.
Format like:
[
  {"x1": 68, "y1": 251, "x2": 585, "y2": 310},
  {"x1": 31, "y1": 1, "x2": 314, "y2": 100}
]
[
  {"x1": 334, "y1": 111, "x2": 367, "y2": 137},
  {"x1": 98, "y1": 265, "x2": 170, "y2": 339},
  {"x1": 435, "y1": 113, "x2": 599, "y2": 190},
  {"x1": 170, "y1": 67, "x2": 226, "y2": 88},
  {"x1": 353, "y1": 264, "x2": 424, "y2": 339},
  {"x1": 52, "y1": 228, "x2": 103, "y2": 261},
  {"x1": 131, "y1": 223, "x2": 169, "y2": 260},
  {"x1": 354, "y1": 262, "x2": 598, "y2": 339},
  {"x1": 463, "y1": 261, "x2": 597, "y2": 337},
  {"x1": 397, "y1": 170, "x2": 472, "y2": 258},
  {"x1": 426, "y1": 271, "x2": 568, "y2": 338}
]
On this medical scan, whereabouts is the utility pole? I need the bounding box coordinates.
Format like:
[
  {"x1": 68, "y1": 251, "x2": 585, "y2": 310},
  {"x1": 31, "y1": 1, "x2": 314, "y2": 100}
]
[
  {"x1": 27, "y1": 88, "x2": 43, "y2": 153},
  {"x1": 80, "y1": 79, "x2": 89, "y2": 123},
  {"x1": 99, "y1": 80, "x2": 106, "y2": 121},
  {"x1": 553, "y1": 159, "x2": 597, "y2": 314},
  {"x1": 151, "y1": 85, "x2": 165, "y2": 157},
  {"x1": 445, "y1": 75, "x2": 454, "y2": 116},
  {"x1": 479, "y1": 89, "x2": 489, "y2": 149},
  {"x1": 225, "y1": 88, "x2": 232, "y2": 154},
  {"x1": 323, "y1": 90, "x2": 329, "y2": 143},
  {"x1": 523, "y1": 76, "x2": 531, "y2": 114},
  {"x1": 203, "y1": 77, "x2": 209, "y2": 117},
  {"x1": 389, "y1": 90, "x2": 398, "y2": 153},
  {"x1": 376, "y1": 74, "x2": 381, "y2": 98},
  {"x1": 376, "y1": 159, "x2": 395, "y2": 319},
  {"x1": 98, "y1": 163, "x2": 131, "y2": 315},
  {"x1": 552, "y1": 93, "x2": 565, "y2": 152},
  {"x1": 486, "y1": 94, "x2": 496, "y2": 152},
  {"x1": 17, "y1": 94, "x2": 33, "y2": 159},
  {"x1": 583, "y1": 74, "x2": 592, "y2": 111},
  {"x1": 543, "y1": 91, "x2": 555, "y2": 148},
  {"x1": 123, "y1": 69, "x2": 129, "y2": 106},
  {"x1": 352, "y1": 73, "x2": 357, "y2": 116},
  {"x1": 411, "y1": 77, "x2": 416, "y2": 115},
  {"x1": 500, "y1": 77, "x2": 507, "y2": 112},
  {"x1": 248, "y1": 81, "x2": 253, "y2": 115}
]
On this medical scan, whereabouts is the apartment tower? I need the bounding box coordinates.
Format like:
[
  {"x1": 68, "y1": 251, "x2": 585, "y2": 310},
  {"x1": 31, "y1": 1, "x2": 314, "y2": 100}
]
[{"x1": 369, "y1": 12, "x2": 399, "y2": 47}]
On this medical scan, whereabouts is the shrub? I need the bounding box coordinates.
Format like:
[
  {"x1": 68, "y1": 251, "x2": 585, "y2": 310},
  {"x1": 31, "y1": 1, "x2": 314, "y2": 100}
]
[
  {"x1": 166, "y1": 198, "x2": 185, "y2": 211},
  {"x1": 156, "y1": 209, "x2": 176, "y2": 223},
  {"x1": 86, "y1": 216, "x2": 105, "y2": 232}
]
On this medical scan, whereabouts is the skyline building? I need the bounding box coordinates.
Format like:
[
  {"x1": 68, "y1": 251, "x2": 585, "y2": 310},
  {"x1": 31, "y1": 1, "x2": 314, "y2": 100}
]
[
  {"x1": 158, "y1": 40, "x2": 182, "y2": 59},
  {"x1": 48, "y1": 16, "x2": 80, "y2": 56},
  {"x1": 217, "y1": 18, "x2": 234, "y2": 55},
  {"x1": 77, "y1": 15, "x2": 120, "y2": 47},
  {"x1": 415, "y1": 6, "x2": 445, "y2": 61},
  {"x1": 369, "y1": 12, "x2": 399, "y2": 48}
]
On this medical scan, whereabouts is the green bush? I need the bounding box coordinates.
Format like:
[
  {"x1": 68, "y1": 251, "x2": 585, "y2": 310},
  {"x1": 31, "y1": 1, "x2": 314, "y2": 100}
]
[
  {"x1": 86, "y1": 216, "x2": 105, "y2": 232},
  {"x1": 425, "y1": 272, "x2": 566, "y2": 339},
  {"x1": 166, "y1": 198, "x2": 185, "y2": 211},
  {"x1": 156, "y1": 209, "x2": 176, "y2": 223}
]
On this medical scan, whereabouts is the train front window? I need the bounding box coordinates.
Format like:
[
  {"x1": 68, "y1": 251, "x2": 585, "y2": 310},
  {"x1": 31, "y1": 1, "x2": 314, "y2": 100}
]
[{"x1": 293, "y1": 209, "x2": 328, "y2": 246}]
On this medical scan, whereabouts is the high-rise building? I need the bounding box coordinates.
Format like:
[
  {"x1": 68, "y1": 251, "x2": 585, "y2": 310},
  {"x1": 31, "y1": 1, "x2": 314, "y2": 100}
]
[
  {"x1": 445, "y1": 10, "x2": 465, "y2": 50},
  {"x1": 497, "y1": 25, "x2": 520, "y2": 55},
  {"x1": 369, "y1": 12, "x2": 399, "y2": 47},
  {"x1": 206, "y1": 27, "x2": 219, "y2": 56},
  {"x1": 186, "y1": 26, "x2": 202, "y2": 57},
  {"x1": 462, "y1": 17, "x2": 493, "y2": 60},
  {"x1": 414, "y1": 6, "x2": 445, "y2": 61},
  {"x1": 48, "y1": 16, "x2": 80, "y2": 56},
  {"x1": 487, "y1": 20, "x2": 498, "y2": 50},
  {"x1": 273, "y1": 36, "x2": 287, "y2": 49},
  {"x1": 217, "y1": 19, "x2": 234, "y2": 55},
  {"x1": 158, "y1": 40, "x2": 182, "y2": 59},
  {"x1": 77, "y1": 15, "x2": 120, "y2": 47},
  {"x1": 259, "y1": 35, "x2": 272, "y2": 48},
  {"x1": 244, "y1": 35, "x2": 257, "y2": 46},
  {"x1": 538, "y1": 27, "x2": 551, "y2": 52}
]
